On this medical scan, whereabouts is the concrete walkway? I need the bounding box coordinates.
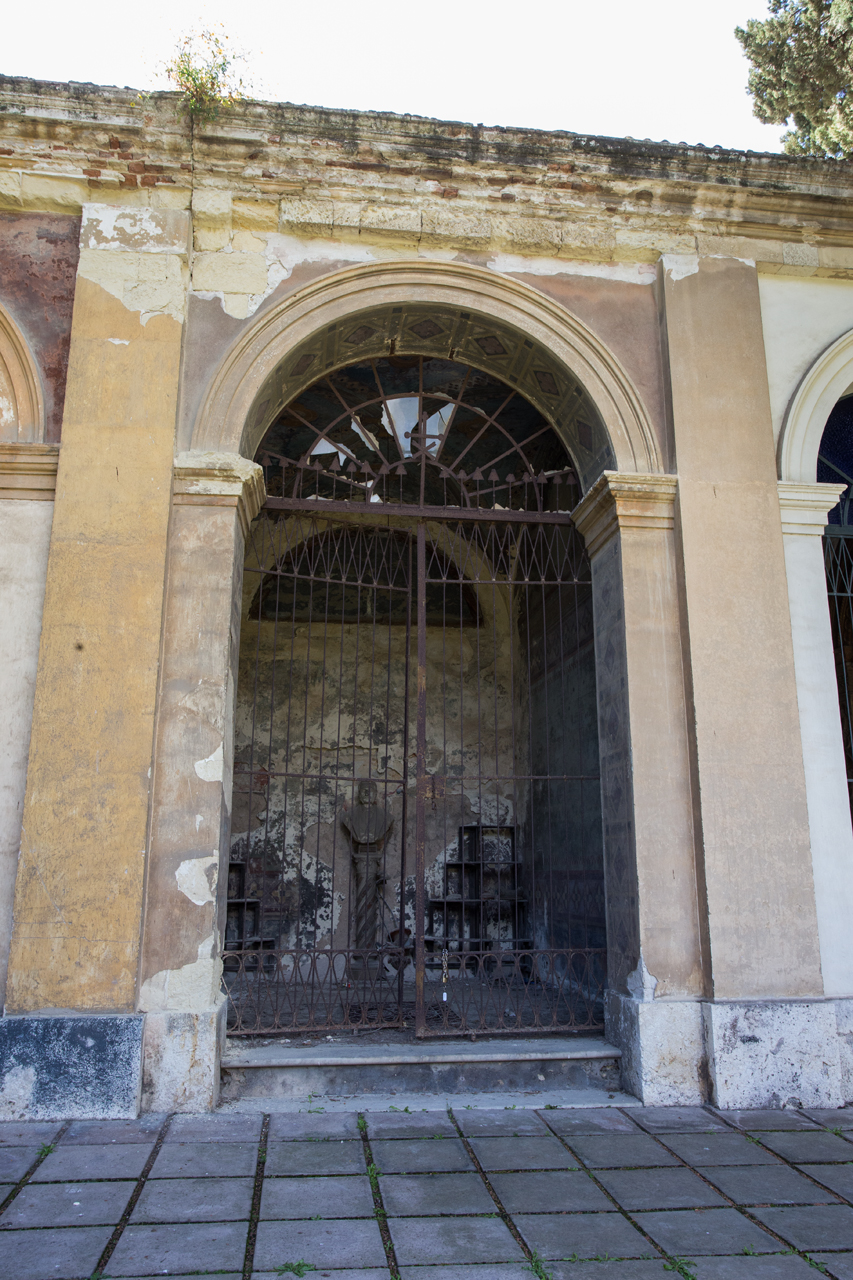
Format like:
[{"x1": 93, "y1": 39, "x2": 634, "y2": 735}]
[{"x1": 0, "y1": 1103, "x2": 851, "y2": 1279}]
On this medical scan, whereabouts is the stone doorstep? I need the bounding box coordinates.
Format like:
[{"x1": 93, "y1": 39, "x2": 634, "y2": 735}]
[
  {"x1": 219, "y1": 1034, "x2": 623, "y2": 1102},
  {"x1": 221, "y1": 1034, "x2": 620, "y2": 1069}
]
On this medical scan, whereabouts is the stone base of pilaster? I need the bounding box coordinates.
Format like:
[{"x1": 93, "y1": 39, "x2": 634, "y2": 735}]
[
  {"x1": 141, "y1": 999, "x2": 226, "y2": 1114},
  {"x1": 0, "y1": 1013, "x2": 144, "y2": 1119},
  {"x1": 607, "y1": 992, "x2": 853, "y2": 1108}
]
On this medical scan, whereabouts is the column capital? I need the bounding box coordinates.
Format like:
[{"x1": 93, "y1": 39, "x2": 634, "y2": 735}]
[
  {"x1": 572, "y1": 471, "x2": 678, "y2": 558},
  {"x1": 173, "y1": 451, "x2": 266, "y2": 537},
  {"x1": 778, "y1": 481, "x2": 846, "y2": 537},
  {"x1": 0, "y1": 443, "x2": 59, "y2": 500}
]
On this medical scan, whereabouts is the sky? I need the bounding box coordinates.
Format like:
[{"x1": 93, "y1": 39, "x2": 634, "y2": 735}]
[{"x1": 5, "y1": 0, "x2": 786, "y2": 154}]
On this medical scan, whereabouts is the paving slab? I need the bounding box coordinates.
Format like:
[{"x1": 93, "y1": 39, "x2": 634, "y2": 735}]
[
  {"x1": 564, "y1": 1134, "x2": 680, "y2": 1168},
  {"x1": 596, "y1": 1166, "x2": 728, "y2": 1210},
  {"x1": 803, "y1": 1112, "x2": 853, "y2": 1131},
  {"x1": 255, "y1": 1272, "x2": 387, "y2": 1280},
  {"x1": 0, "y1": 1224, "x2": 113, "y2": 1279},
  {"x1": 131, "y1": 1175, "x2": 255, "y2": 1223},
  {"x1": 265, "y1": 1139, "x2": 366, "y2": 1176},
  {"x1": 0, "y1": 1123, "x2": 63, "y2": 1147},
  {"x1": 513, "y1": 1209, "x2": 651, "y2": 1259},
  {"x1": 758, "y1": 1132, "x2": 853, "y2": 1163},
  {"x1": 721, "y1": 1111, "x2": 821, "y2": 1132},
  {"x1": 105, "y1": 1220, "x2": 248, "y2": 1275},
  {"x1": 0, "y1": 1146, "x2": 39, "y2": 1181},
  {"x1": 802, "y1": 1164, "x2": 853, "y2": 1200},
  {"x1": 370, "y1": 1137, "x2": 472, "y2": 1173},
  {"x1": 634, "y1": 1207, "x2": 781, "y2": 1255},
  {"x1": 633, "y1": 1107, "x2": 730, "y2": 1134},
  {"x1": 165, "y1": 1111, "x2": 264, "y2": 1143},
  {"x1": 397, "y1": 1267, "x2": 533, "y2": 1280},
  {"x1": 149, "y1": 1140, "x2": 258, "y2": 1179},
  {"x1": 750, "y1": 1204, "x2": 853, "y2": 1250},
  {"x1": 659, "y1": 1133, "x2": 781, "y2": 1166},
  {"x1": 254, "y1": 1216, "x2": 387, "y2": 1270},
  {"x1": 61, "y1": 1117, "x2": 165, "y2": 1145},
  {"x1": 489, "y1": 1169, "x2": 612, "y2": 1212},
  {"x1": 389, "y1": 1213, "x2": 525, "y2": 1265},
  {"x1": 33, "y1": 1142, "x2": 152, "y2": 1181},
  {"x1": 0, "y1": 1178, "x2": 133, "y2": 1228},
  {"x1": 540, "y1": 1107, "x2": 643, "y2": 1136},
  {"x1": 260, "y1": 1174, "x2": 374, "y2": 1219},
  {"x1": 454, "y1": 1107, "x2": 551, "y2": 1137},
  {"x1": 689, "y1": 1259, "x2": 820, "y2": 1278},
  {"x1": 698, "y1": 1163, "x2": 841, "y2": 1205},
  {"x1": 809, "y1": 1255, "x2": 853, "y2": 1279},
  {"x1": 470, "y1": 1134, "x2": 578, "y2": 1171},
  {"x1": 268, "y1": 1111, "x2": 363, "y2": 1140},
  {"x1": 366, "y1": 1111, "x2": 458, "y2": 1139},
  {"x1": 549, "y1": 1265, "x2": 669, "y2": 1280},
  {"x1": 380, "y1": 1171, "x2": 495, "y2": 1215}
]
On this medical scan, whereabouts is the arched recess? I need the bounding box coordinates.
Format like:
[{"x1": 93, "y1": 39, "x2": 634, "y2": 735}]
[
  {"x1": 0, "y1": 301, "x2": 44, "y2": 444},
  {"x1": 190, "y1": 260, "x2": 662, "y2": 487},
  {"x1": 777, "y1": 325, "x2": 853, "y2": 997}
]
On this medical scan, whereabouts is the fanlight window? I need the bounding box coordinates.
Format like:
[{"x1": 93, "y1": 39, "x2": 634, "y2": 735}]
[{"x1": 259, "y1": 356, "x2": 579, "y2": 514}]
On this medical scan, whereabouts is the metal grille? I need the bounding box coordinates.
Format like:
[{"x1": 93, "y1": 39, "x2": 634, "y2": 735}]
[
  {"x1": 224, "y1": 357, "x2": 606, "y2": 1036},
  {"x1": 825, "y1": 530, "x2": 853, "y2": 814}
]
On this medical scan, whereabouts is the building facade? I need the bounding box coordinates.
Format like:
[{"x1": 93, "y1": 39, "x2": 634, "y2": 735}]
[{"x1": 0, "y1": 75, "x2": 852, "y2": 1116}]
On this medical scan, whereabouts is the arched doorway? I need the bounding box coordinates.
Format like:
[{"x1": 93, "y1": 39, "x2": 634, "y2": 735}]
[
  {"x1": 818, "y1": 396, "x2": 853, "y2": 818},
  {"x1": 223, "y1": 354, "x2": 606, "y2": 1036}
]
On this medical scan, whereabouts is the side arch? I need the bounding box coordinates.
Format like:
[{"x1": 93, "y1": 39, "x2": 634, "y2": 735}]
[
  {"x1": 776, "y1": 325, "x2": 853, "y2": 997},
  {"x1": 190, "y1": 261, "x2": 662, "y2": 488},
  {"x1": 779, "y1": 326, "x2": 853, "y2": 482},
  {"x1": 0, "y1": 301, "x2": 45, "y2": 444}
]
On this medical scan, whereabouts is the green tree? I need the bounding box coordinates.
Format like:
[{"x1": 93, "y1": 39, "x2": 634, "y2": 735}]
[
  {"x1": 736, "y1": 0, "x2": 853, "y2": 156},
  {"x1": 162, "y1": 26, "x2": 250, "y2": 124}
]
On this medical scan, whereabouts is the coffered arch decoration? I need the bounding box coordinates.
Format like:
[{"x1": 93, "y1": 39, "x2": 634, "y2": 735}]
[
  {"x1": 0, "y1": 301, "x2": 44, "y2": 443},
  {"x1": 192, "y1": 262, "x2": 661, "y2": 491}
]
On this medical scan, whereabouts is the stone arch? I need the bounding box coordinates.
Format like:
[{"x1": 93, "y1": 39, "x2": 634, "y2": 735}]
[
  {"x1": 778, "y1": 326, "x2": 853, "y2": 482},
  {"x1": 776, "y1": 325, "x2": 853, "y2": 998},
  {"x1": 191, "y1": 261, "x2": 661, "y2": 490},
  {"x1": 0, "y1": 301, "x2": 45, "y2": 443}
]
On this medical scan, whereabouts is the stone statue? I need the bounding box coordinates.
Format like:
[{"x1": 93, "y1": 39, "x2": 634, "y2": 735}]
[{"x1": 342, "y1": 781, "x2": 393, "y2": 965}]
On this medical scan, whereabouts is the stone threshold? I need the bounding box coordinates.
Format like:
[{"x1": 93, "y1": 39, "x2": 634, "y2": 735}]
[{"x1": 221, "y1": 1034, "x2": 620, "y2": 1070}]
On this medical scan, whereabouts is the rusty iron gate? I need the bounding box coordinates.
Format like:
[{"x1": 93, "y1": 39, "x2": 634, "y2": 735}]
[{"x1": 224, "y1": 356, "x2": 606, "y2": 1036}]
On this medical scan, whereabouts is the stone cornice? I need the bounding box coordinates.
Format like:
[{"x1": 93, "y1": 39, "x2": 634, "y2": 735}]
[
  {"x1": 572, "y1": 471, "x2": 678, "y2": 558},
  {"x1": 0, "y1": 443, "x2": 59, "y2": 500},
  {"x1": 3, "y1": 79, "x2": 853, "y2": 272},
  {"x1": 777, "y1": 481, "x2": 846, "y2": 536},
  {"x1": 172, "y1": 452, "x2": 265, "y2": 538}
]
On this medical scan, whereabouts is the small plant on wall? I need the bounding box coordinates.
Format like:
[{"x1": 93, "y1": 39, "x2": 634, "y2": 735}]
[{"x1": 163, "y1": 25, "x2": 252, "y2": 123}]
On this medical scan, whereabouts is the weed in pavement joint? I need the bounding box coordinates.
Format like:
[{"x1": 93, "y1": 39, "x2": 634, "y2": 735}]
[
  {"x1": 526, "y1": 1251, "x2": 553, "y2": 1279},
  {"x1": 664, "y1": 1260, "x2": 697, "y2": 1279}
]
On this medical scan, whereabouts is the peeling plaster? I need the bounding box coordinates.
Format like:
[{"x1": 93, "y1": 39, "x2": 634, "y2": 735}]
[
  {"x1": 175, "y1": 856, "x2": 218, "y2": 906},
  {"x1": 0, "y1": 1064, "x2": 35, "y2": 1119},
  {"x1": 626, "y1": 954, "x2": 659, "y2": 1002},
  {"x1": 488, "y1": 253, "x2": 656, "y2": 286},
  {"x1": 194, "y1": 743, "x2": 223, "y2": 783},
  {"x1": 138, "y1": 934, "x2": 222, "y2": 1013},
  {"x1": 662, "y1": 253, "x2": 699, "y2": 282}
]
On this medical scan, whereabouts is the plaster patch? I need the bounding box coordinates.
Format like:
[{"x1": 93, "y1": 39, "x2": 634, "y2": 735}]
[
  {"x1": 77, "y1": 248, "x2": 188, "y2": 325},
  {"x1": 175, "y1": 855, "x2": 218, "y2": 905},
  {"x1": 139, "y1": 934, "x2": 222, "y2": 1013},
  {"x1": 488, "y1": 253, "x2": 656, "y2": 286},
  {"x1": 194, "y1": 743, "x2": 223, "y2": 783},
  {"x1": 107, "y1": 339, "x2": 129, "y2": 345},
  {"x1": 663, "y1": 253, "x2": 699, "y2": 282},
  {"x1": 81, "y1": 205, "x2": 190, "y2": 256},
  {"x1": 0, "y1": 1064, "x2": 35, "y2": 1119}
]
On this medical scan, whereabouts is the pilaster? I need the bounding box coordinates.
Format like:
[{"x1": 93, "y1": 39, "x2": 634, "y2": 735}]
[
  {"x1": 139, "y1": 454, "x2": 264, "y2": 1112},
  {"x1": 574, "y1": 471, "x2": 707, "y2": 1104},
  {"x1": 778, "y1": 481, "x2": 853, "y2": 997}
]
